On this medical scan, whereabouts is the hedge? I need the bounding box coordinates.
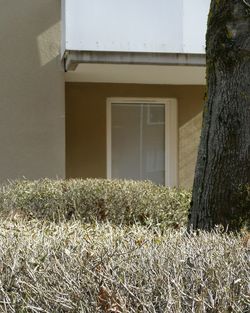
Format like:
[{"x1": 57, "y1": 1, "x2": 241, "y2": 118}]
[
  {"x1": 0, "y1": 220, "x2": 249, "y2": 312},
  {"x1": 0, "y1": 179, "x2": 191, "y2": 228}
]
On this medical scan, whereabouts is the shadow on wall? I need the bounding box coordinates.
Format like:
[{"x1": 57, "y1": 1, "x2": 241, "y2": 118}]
[
  {"x1": 0, "y1": 0, "x2": 64, "y2": 183},
  {"x1": 179, "y1": 112, "x2": 202, "y2": 189}
]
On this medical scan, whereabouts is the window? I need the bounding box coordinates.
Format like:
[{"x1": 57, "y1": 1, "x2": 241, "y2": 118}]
[{"x1": 107, "y1": 98, "x2": 178, "y2": 186}]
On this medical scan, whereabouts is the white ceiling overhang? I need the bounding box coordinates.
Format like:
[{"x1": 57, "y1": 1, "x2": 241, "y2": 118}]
[{"x1": 65, "y1": 63, "x2": 206, "y2": 85}]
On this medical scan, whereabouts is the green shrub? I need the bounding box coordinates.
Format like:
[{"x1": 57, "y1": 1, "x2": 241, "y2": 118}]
[
  {"x1": 0, "y1": 220, "x2": 249, "y2": 312},
  {"x1": 0, "y1": 179, "x2": 191, "y2": 228}
]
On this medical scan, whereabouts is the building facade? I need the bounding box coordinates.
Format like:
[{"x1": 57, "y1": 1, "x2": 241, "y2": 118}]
[{"x1": 0, "y1": 0, "x2": 210, "y2": 188}]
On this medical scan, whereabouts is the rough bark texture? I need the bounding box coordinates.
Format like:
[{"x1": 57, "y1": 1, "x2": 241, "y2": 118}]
[{"x1": 188, "y1": 0, "x2": 250, "y2": 231}]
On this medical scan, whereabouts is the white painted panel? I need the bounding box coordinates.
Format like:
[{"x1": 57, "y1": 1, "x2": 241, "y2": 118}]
[
  {"x1": 65, "y1": 0, "x2": 183, "y2": 53},
  {"x1": 64, "y1": 0, "x2": 210, "y2": 54},
  {"x1": 61, "y1": 0, "x2": 66, "y2": 57},
  {"x1": 183, "y1": 0, "x2": 210, "y2": 53}
]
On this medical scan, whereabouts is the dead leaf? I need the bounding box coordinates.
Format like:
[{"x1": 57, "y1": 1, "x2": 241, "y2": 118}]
[{"x1": 98, "y1": 286, "x2": 123, "y2": 312}]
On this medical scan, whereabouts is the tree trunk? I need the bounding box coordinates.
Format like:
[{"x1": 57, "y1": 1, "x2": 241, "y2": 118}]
[{"x1": 188, "y1": 0, "x2": 250, "y2": 231}]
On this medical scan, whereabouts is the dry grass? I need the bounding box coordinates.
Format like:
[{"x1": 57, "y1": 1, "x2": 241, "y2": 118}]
[{"x1": 0, "y1": 220, "x2": 249, "y2": 313}]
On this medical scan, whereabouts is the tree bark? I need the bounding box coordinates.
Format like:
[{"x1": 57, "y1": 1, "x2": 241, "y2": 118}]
[{"x1": 188, "y1": 0, "x2": 250, "y2": 231}]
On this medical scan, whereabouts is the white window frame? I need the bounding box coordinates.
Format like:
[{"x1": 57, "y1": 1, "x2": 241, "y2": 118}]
[{"x1": 106, "y1": 97, "x2": 178, "y2": 187}]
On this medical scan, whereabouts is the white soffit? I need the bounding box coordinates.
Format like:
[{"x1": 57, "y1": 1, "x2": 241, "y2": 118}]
[{"x1": 65, "y1": 64, "x2": 206, "y2": 85}]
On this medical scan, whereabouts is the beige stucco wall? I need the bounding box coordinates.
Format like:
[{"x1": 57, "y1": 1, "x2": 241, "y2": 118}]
[
  {"x1": 179, "y1": 111, "x2": 202, "y2": 188},
  {"x1": 0, "y1": 0, "x2": 65, "y2": 183},
  {"x1": 66, "y1": 83, "x2": 205, "y2": 188}
]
